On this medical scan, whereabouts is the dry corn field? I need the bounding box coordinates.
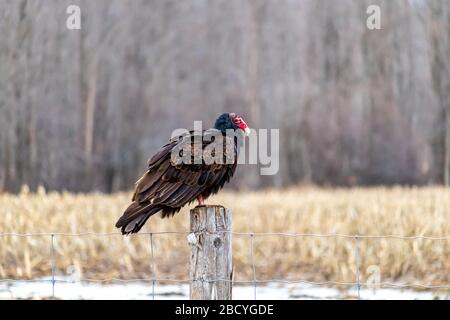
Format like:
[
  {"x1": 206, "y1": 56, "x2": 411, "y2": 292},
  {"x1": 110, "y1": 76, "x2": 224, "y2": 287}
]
[{"x1": 1, "y1": 186, "x2": 450, "y2": 291}]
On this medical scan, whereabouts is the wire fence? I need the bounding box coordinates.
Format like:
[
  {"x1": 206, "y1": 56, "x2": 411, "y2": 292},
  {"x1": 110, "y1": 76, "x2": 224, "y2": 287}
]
[{"x1": 1, "y1": 231, "x2": 450, "y2": 300}]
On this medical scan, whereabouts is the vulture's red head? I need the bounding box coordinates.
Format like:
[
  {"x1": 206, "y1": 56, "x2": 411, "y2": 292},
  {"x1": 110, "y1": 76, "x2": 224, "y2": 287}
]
[{"x1": 214, "y1": 112, "x2": 250, "y2": 136}]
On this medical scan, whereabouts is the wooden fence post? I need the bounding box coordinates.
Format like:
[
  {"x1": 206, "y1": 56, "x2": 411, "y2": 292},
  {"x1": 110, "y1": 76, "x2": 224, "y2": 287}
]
[{"x1": 189, "y1": 205, "x2": 232, "y2": 300}]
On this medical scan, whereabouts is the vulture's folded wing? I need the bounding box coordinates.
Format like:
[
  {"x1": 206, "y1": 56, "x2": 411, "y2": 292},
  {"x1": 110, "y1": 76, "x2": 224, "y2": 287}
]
[{"x1": 115, "y1": 130, "x2": 237, "y2": 234}]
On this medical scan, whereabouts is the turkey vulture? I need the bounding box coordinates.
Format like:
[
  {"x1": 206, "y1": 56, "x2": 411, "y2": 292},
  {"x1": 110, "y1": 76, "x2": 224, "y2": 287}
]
[{"x1": 115, "y1": 113, "x2": 250, "y2": 235}]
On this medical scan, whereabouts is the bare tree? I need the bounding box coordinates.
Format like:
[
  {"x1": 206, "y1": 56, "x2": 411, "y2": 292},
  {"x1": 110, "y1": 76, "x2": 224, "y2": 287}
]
[{"x1": 0, "y1": 0, "x2": 449, "y2": 192}]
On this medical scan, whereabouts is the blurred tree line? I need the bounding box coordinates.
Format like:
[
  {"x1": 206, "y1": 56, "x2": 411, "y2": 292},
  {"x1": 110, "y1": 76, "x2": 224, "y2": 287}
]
[{"x1": 0, "y1": 0, "x2": 449, "y2": 193}]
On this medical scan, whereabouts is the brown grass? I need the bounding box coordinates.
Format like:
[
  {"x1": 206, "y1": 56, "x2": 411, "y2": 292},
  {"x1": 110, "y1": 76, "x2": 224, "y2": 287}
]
[{"x1": 1, "y1": 186, "x2": 450, "y2": 288}]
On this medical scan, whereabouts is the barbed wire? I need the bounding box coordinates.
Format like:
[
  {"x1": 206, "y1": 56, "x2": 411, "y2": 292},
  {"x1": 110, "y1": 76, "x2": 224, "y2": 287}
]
[
  {"x1": 354, "y1": 236, "x2": 361, "y2": 299},
  {"x1": 250, "y1": 233, "x2": 257, "y2": 300},
  {"x1": 1, "y1": 278, "x2": 449, "y2": 289},
  {"x1": 1, "y1": 231, "x2": 449, "y2": 299},
  {"x1": 1, "y1": 231, "x2": 450, "y2": 240}
]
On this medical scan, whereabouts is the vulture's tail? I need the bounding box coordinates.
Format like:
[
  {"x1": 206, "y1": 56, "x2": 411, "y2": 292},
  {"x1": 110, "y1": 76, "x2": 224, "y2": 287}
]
[{"x1": 115, "y1": 202, "x2": 161, "y2": 235}]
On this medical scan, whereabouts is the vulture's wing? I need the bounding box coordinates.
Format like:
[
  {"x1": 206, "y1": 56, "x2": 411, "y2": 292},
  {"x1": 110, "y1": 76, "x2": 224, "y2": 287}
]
[{"x1": 115, "y1": 129, "x2": 237, "y2": 234}]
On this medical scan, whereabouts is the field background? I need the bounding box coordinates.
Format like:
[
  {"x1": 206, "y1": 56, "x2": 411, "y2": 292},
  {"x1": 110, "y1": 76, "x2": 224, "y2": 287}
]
[{"x1": 2, "y1": 186, "x2": 449, "y2": 291}]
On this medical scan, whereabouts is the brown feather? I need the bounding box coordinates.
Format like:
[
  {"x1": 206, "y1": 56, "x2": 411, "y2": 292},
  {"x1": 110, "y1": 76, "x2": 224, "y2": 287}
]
[{"x1": 116, "y1": 129, "x2": 239, "y2": 234}]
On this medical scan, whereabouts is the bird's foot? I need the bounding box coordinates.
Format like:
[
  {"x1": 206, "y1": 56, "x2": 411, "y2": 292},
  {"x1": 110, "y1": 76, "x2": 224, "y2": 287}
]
[{"x1": 196, "y1": 195, "x2": 205, "y2": 206}]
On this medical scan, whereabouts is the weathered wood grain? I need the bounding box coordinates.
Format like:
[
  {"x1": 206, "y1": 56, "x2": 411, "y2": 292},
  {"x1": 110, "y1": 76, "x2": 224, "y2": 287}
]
[{"x1": 189, "y1": 205, "x2": 232, "y2": 300}]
